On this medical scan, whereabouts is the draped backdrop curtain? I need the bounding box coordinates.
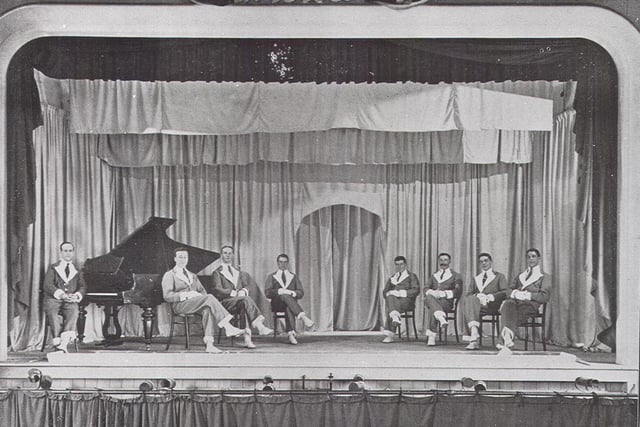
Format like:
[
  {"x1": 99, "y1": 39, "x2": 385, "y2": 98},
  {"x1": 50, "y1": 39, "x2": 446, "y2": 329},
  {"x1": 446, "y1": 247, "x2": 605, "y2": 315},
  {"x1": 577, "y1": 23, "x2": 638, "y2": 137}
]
[
  {"x1": 10, "y1": 78, "x2": 596, "y2": 351},
  {"x1": 6, "y1": 38, "x2": 616, "y2": 351},
  {"x1": 0, "y1": 390, "x2": 635, "y2": 427}
]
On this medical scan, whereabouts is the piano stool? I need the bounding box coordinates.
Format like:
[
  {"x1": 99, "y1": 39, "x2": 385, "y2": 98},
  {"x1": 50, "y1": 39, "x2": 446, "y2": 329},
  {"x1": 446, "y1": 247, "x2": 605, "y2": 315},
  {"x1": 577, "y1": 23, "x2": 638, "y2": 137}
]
[
  {"x1": 41, "y1": 315, "x2": 80, "y2": 352},
  {"x1": 166, "y1": 310, "x2": 202, "y2": 351}
]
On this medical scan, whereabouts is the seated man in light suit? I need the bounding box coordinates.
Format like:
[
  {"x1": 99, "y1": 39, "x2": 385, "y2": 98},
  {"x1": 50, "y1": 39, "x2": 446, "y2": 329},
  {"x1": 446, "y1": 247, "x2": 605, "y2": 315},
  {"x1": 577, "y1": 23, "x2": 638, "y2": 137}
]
[
  {"x1": 211, "y1": 245, "x2": 273, "y2": 349},
  {"x1": 162, "y1": 247, "x2": 244, "y2": 353},
  {"x1": 42, "y1": 241, "x2": 86, "y2": 352},
  {"x1": 459, "y1": 252, "x2": 508, "y2": 350},
  {"x1": 381, "y1": 256, "x2": 420, "y2": 343},
  {"x1": 498, "y1": 248, "x2": 551, "y2": 354},
  {"x1": 264, "y1": 253, "x2": 315, "y2": 345},
  {"x1": 424, "y1": 252, "x2": 463, "y2": 346}
]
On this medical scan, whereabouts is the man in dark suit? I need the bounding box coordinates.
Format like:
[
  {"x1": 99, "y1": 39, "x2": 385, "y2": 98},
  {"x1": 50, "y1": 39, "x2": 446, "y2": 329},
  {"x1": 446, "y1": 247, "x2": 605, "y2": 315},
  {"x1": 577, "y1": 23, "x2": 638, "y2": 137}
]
[
  {"x1": 265, "y1": 253, "x2": 315, "y2": 345},
  {"x1": 424, "y1": 252, "x2": 463, "y2": 346},
  {"x1": 498, "y1": 248, "x2": 551, "y2": 354},
  {"x1": 42, "y1": 241, "x2": 86, "y2": 352},
  {"x1": 459, "y1": 252, "x2": 509, "y2": 350},
  {"x1": 162, "y1": 247, "x2": 244, "y2": 353},
  {"x1": 211, "y1": 245, "x2": 273, "y2": 348},
  {"x1": 381, "y1": 256, "x2": 420, "y2": 343}
]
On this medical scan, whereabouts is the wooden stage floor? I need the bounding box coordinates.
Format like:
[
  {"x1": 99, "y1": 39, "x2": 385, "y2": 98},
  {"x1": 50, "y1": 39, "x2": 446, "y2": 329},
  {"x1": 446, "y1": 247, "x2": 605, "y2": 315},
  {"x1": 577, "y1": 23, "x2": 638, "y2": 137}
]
[{"x1": 1, "y1": 333, "x2": 633, "y2": 394}]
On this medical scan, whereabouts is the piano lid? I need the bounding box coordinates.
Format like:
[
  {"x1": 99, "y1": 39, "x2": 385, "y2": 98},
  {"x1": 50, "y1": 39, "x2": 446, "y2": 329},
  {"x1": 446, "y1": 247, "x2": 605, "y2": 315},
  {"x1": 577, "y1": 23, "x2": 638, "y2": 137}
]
[{"x1": 84, "y1": 216, "x2": 219, "y2": 274}]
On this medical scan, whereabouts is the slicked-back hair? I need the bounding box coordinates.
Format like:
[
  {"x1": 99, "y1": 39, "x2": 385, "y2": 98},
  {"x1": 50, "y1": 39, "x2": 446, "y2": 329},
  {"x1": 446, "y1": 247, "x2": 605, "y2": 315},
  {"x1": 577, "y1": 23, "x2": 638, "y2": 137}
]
[
  {"x1": 526, "y1": 248, "x2": 541, "y2": 257},
  {"x1": 277, "y1": 253, "x2": 289, "y2": 262},
  {"x1": 438, "y1": 252, "x2": 451, "y2": 260},
  {"x1": 174, "y1": 247, "x2": 189, "y2": 256},
  {"x1": 394, "y1": 256, "x2": 407, "y2": 264},
  {"x1": 478, "y1": 252, "x2": 492, "y2": 261},
  {"x1": 59, "y1": 241, "x2": 74, "y2": 251},
  {"x1": 220, "y1": 245, "x2": 234, "y2": 253}
]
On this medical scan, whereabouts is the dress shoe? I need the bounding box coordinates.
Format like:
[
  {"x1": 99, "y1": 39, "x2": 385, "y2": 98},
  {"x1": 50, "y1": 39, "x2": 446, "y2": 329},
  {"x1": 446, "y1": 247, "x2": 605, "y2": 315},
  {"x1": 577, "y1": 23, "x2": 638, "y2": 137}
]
[
  {"x1": 256, "y1": 324, "x2": 274, "y2": 336},
  {"x1": 287, "y1": 332, "x2": 298, "y2": 345},
  {"x1": 465, "y1": 341, "x2": 479, "y2": 350},
  {"x1": 225, "y1": 324, "x2": 245, "y2": 337},
  {"x1": 203, "y1": 336, "x2": 223, "y2": 353},
  {"x1": 300, "y1": 313, "x2": 315, "y2": 329},
  {"x1": 242, "y1": 331, "x2": 257, "y2": 349}
]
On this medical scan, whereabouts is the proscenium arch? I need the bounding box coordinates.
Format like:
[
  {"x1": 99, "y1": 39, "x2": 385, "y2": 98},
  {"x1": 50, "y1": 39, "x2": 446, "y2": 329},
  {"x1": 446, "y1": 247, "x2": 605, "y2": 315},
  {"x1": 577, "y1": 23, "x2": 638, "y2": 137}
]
[{"x1": 0, "y1": 5, "x2": 637, "y2": 370}]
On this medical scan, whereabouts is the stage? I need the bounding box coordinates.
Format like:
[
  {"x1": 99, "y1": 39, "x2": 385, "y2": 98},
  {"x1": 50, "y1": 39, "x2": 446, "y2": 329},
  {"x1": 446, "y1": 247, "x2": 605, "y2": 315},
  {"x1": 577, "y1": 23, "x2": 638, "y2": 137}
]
[{"x1": 0, "y1": 333, "x2": 633, "y2": 394}]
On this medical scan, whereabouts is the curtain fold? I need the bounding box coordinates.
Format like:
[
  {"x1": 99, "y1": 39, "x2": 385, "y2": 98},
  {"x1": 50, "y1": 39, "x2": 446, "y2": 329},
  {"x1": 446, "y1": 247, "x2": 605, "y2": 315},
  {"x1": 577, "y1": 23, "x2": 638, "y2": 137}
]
[
  {"x1": 14, "y1": 80, "x2": 593, "y2": 348},
  {"x1": 0, "y1": 390, "x2": 635, "y2": 427},
  {"x1": 33, "y1": 71, "x2": 552, "y2": 134},
  {"x1": 9, "y1": 39, "x2": 615, "y2": 340}
]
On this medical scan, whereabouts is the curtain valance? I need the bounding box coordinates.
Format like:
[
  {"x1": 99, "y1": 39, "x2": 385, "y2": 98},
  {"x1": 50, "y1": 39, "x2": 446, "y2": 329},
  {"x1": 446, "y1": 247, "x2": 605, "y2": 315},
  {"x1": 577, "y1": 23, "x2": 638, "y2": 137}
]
[{"x1": 34, "y1": 70, "x2": 553, "y2": 135}]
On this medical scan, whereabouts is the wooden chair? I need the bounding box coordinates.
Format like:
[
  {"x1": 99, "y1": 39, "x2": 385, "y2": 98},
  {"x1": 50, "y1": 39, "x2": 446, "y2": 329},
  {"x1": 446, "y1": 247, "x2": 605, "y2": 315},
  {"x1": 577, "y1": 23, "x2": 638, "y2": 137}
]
[
  {"x1": 41, "y1": 316, "x2": 79, "y2": 352},
  {"x1": 165, "y1": 309, "x2": 201, "y2": 350},
  {"x1": 437, "y1": 298, "x2": 459, "y2": 343},
  {"x1": 479, "y1": 311, "x2": 500, "y2": 347},
  {"x1": 395, "y1": 309, "x2": 419, "y2": 341},
  {"x1": 272, "y1": 311, "x2": 287, "y2": 338},
  {"x1": 521, "y1": 303, "x2": 547, "y2": 351}
]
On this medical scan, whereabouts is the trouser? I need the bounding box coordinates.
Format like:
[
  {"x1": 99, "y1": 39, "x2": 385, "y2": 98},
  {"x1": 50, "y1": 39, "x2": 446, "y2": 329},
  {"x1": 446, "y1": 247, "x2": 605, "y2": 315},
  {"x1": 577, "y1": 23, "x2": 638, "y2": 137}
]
[
  {"x1": 460, "y1": 294, "x2": 501, "y2": 337},
  {"x1": 424, "y1": 294, "x2": 454, "y2": 332},
  {"x1": 221, "y1": 296, "x2": 262, "y2": 329},
  {"x1": 499, "y1": 299, "x2": 539, "y2": 335},
  {"x1": 384, "y1": 296, "x2": 414, "y2": 331},
  {"x1": 43, "y1": 297, "x2": 79, "y2": 338},
  {"x1": 270, "y1": 295, "x2": 304, "y2": 332},
  {"x1": 171, "y1": 294, "x2": 230, "y2": 337}
]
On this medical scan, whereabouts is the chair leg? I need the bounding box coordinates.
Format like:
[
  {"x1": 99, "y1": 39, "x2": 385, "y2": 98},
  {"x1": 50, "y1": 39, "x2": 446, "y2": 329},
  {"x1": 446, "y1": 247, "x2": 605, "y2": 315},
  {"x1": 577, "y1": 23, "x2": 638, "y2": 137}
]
[
  {"x1": 412, "y1": 314, "x2": 418, "y2": 340},
  {"x1": 444, "y1": 323, "x2": 448, "y2": 343},
  {"x1": 479, "y1": 320, "x2": 483, "y2": 346},
  {"x1": 273, "y1": 315, "x2": 278, "y2": 339},
  {"x1": 216, "y1": 324, "x2": 223, "y2": 344},
  {"x1": 532, "y1": 325, "x2": 536, "y2": 350},
  {"x1": 41, "y1": 319, "x2": 48, "y2": 352},
  {"x1": 453, "y1": 318, "x2": 459, "y2": 343},
  {"x1": 524, "y1": 325, "x2": 529, "y2": 351},
  {"x1": 491, "y1": 318, "x2": 496, "y2": 347},
  {"x1": 404, "y1": 316, "x2": 410, "y2": 341},
  {"x1": 185, "y1": 317, "x2": 191, "y2": 350},
  {"x1": 541, "y1": 323, "x2": 547, "y2": 351},
  {"x1": 166, "y1": 314, "x2": 175, "y2": 351}
]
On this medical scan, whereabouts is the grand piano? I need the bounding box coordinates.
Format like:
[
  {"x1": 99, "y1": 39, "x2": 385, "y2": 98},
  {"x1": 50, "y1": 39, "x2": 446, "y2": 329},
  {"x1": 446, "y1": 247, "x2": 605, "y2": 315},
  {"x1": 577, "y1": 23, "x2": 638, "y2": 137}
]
[{"x1": 80, "y1": 216, "x2": 219, "y2": 350}]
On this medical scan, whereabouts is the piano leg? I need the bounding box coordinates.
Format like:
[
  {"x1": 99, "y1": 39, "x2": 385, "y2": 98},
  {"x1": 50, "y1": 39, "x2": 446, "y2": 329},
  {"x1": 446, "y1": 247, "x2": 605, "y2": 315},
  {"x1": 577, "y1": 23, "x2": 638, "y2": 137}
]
[
  {"x1": 77, "y1": 305, "x2": 87, "y2": 343},
  {"x1": 100, "y1": 304, "x2": 123, "y2": 346},
  {"x1": 141, "y1": 306, "x2": 155, "y2": 351}
]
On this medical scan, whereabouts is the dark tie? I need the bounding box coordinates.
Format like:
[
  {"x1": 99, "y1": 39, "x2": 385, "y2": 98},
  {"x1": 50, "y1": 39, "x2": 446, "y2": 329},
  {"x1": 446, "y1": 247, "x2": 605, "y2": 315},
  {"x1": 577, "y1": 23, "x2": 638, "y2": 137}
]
[
  {"x1": 64, "y1": 263, "x2": 70, "y2": 279},
  {"x1": 281, "y1": 270, "x2": 286, "y2": 283},
  {"x1": 482, "y1": 272, "x2": 487, "y2": 285},
  {"x1": 183, "y1": 268, "x2": 189, "y2": 279},
  {"x1": 525, "y1": 268, "x2": 532, "y2": 281},
  {"x1": 439, "y1": 270, "x2": 445, "y2": 280},
  {"x1": 227, "y1": 265, "x2": 233, "y2": 277}
]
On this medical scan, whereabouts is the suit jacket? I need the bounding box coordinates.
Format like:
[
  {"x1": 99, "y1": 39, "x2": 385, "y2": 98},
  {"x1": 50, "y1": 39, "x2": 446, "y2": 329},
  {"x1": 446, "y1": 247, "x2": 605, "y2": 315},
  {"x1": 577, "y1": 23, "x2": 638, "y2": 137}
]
[
  {"x1": 382, "y1": 271, "x2": 420, "y2": 301},
  {"x1": 42, "y1": 261, "x2": 86, "y2": 299},
  {"x1": 162, "y1": 268, "x2": 207, "y2": 303},
  {"x1": 425, "y1": 269, "x2": 463, "y2": 300},
  {"x1": 211, "y1": 265, "x2": 255, "y2": 301},
  {"x1": 465, "y1": 270, "x2": 509, "y2": 303},
  {"x1": 265, "y1": 271, "x2": 304, "y2": 300},
  {"x1": 510, "y1": 267, "x2": 551, "y2": 309}
]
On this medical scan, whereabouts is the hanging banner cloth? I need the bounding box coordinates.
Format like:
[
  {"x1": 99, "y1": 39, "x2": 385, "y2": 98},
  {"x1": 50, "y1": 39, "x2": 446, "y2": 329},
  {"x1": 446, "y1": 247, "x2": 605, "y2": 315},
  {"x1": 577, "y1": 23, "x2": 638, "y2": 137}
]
[{"x1": 34, "y1": 70, "x2": 553, "y2": 136}]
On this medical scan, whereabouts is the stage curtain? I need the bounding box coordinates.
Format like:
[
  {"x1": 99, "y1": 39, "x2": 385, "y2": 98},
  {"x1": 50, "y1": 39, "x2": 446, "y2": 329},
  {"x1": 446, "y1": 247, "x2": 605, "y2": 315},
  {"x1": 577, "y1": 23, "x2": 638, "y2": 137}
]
[
  {"x1": 9, "y1": 39, "x2": 615, "y2": 345},
  {"x1": 296, "y1": 206, "x2": 385, "y2": 331},
  {"x1": 13, "y1": 79, "x2": 592, "y2": 348},
  {"x1": 34, "y1": 73, "x2": 550, "y2": 134},
  {"x1": 0, "y1": 390, "x2": 635, "y2": 427}
]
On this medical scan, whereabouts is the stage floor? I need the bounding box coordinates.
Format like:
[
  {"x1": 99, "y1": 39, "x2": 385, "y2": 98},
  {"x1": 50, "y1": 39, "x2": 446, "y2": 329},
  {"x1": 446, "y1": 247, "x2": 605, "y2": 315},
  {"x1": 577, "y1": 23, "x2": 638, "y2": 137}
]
[{"x1": 1, "y1": 333, "x2": 632, "y2": 393}]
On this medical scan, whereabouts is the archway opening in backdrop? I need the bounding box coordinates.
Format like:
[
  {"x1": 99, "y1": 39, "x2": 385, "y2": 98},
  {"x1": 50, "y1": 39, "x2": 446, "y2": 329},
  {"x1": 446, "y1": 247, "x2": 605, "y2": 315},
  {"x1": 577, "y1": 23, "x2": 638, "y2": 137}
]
[{"x1": 295, "y1": 205, "x2": 386, "y2": 332}]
